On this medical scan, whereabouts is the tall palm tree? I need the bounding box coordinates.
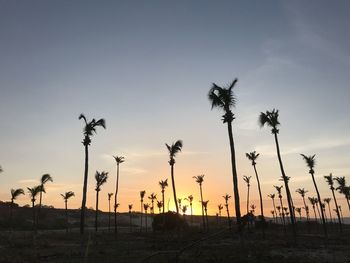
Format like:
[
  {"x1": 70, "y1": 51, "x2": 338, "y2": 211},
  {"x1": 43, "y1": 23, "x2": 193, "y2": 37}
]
[
  {"x1": 243, "y1": 175, "x2": 252, "y2": 215},
  {"x1": 260, "y1": 109, "x2": 296, "y2": 239},
  {"x1": 202, "y1": 200, "x2": 209, "y2": 231},
  {"x1": 156, "y1": 201, "x2": 162, "y2": 214},
  {"x1": 10, "y1": 188, "x2": 24, "y2": 224},
  {"x1": 301, "y1": 154, "x2": 327, "y2": 237},
  {"x1": 193, "y1": 175, "x2": 206, "y2": 229},
  {"x1": 128, "y1": 204, "x2": 133, "y2": 232},
  {"x1": 245, "y1": 151, "x2": 265, "y2": 222},
  {"x1": 113, "y1": 155, "x2": 124, "y2": 234},
  {"x1": 274, "y1": 185, "x2": 286, "y2": 229},
  {"x1": 27, "y1": 185, "x2": 41, "y2": 232},
  {"x1": 165, "y1": 140, "x2": 183, "y2": 213},
  {"x1": 159, "y1": 179, "x2": 168, "y2": 213},
  {"x1": 324, "y1": 173, "x2": 342, "y2": 231},
  {"x1": 148, "y1": 193, "x2": 157, "y2": 215},
  {"x1": 308, "y1": 197, "x2": 319, "y2": 221},
  {"x1": 334, "y1": 176, "x2": 350, "y2": 211},
  {"x1": 79, "y1": 113, "x2": 106, "y2": 234},
  {"x1": 218, "y1": 204, "x2": 223, "y2": 225},
  {"x1": 94, "y1": 171, "x2": 108, "y2": 232},
  {"x1": 140, "y1": 190, "x2": 146, "y2": 232},
  {"x1": 223, "y1": 194, "x2": 231, "y2": 228},
  {"x1": 38, "y1": 174, "x2": 53, "y2": 213},
  {"x1": 144, "y1": 203, "x2": 149, "y2": 232},
  {"x1": 60, "y1": 191, "x2": 75, "y2": 233},
  {"x1": 107, "y1": 193, "x2": 113, "y2": 231},
  {"x1": 208, "y1": 79, "x2": 242, "y2": 228},
  {"x1": 295, "y1": 188, "x2": 310, "y2": 221},
  {"x1": 185, "y1": 195, "x2": 194, "y2": 225},
  {"x1": 268, "y1": 194, "x2": 278, "y2": 223},
  {"x1": 323, "y1": 198, "x2": 332, "y2": 223}
]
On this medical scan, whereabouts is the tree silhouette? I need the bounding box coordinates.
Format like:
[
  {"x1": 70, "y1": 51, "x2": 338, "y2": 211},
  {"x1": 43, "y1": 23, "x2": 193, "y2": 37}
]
[
  {"x1": 193, "y1": 175, "x2": 206, "y2": 229},
  {"x1": 178, "y1": 198, "x2": 182, "y2": 211},
  {"x1": 324, "y1": 173, "x2": 342, "y2": 231},
  {"x1": 159, "y1": 179, "x2": 168, "y2": 213},
  {"x1": 182, "y1": 205, "x2": 188, "y2": 222},
  {"x1": 295, "y1": 207, "x2": 302, "y2": 221},
  {"x1": 334, "y1": 176, "x2": 350, "y2": 211},
  {"x1": 140, "y1": 190, "x2": 146, "y2": 232},
  {"x1": 27, "y1": 185, "x2": 41, "y2": 232},
  {"x1": 60, "y1": 191, "x2": 75, "y2": 233},
  {"x1": 223, "y1": 194, "x2": 231, "y2": 228},
  {"x1": 323, "y1": 198, "x2": 332, "y2": 223},
  {"x1": 128, "y1": 204, "x2": 133, "y2": 232},
  {"x1": 202, "y1": 200, "x2": 209, "y2": 231},
  {"x1": 308, "y1": 197, "x2": 319, "y2": 222},
  {"x1": 301, "y1": 154, "x2": 327, "y2": 237},
  {"x1": 79, "y1": 113, "x2": 106, "y2": 234},
  {"x1": 144, "y1": 203, "x2": 149, "y2": 232},
  {"x1": 94, "y1": 171, "x2": 108, "y2": 232},
  {"x1": 295, "y1": 188, "x2": 310, "y2": 222},
  {"x1": 218, "y1": 204, "x2": 223, "y2": 225},
  {"x1": 107, "y1": 193, "x2": 113, "y2": 231},
  {"x1": 165, "y1": 140, "x2": 183, "y2": 213},
  {"x1": 260, "y1": 109, "x2": 296, "y2": 240},
  {"x1": 243, "y1": 175, "x2": 252, "y2": 215},
  {"x1": 185, "y1": 195, "x2": 194, "y2": 225},
  {"x1": 113, "y1": 155, "x2": 124, "y2": 234},
  {"x1": 208, "y1": 79, "x2": 242, "y2": 229},
  {"x1": 38, "y1": 174, "x2": 53, "y2": 212},
  {"x1": 274, "y1": 185, "x2": 286, "y2": 231},
  {"x1": 148, "y1": 193, "x2": 157, "y2": 215},
  {"x1": 268, "y1": 194, "x2": 278, "y2": 224},
  {"x1": 10, "y1": 188, "x2": 24, "y2": 226},
  {"x1": 156, "y1": 200, "x2": 163, "y2": 214}
]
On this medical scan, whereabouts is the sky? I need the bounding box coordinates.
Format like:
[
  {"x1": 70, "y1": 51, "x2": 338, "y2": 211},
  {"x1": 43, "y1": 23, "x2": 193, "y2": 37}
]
[{"x1": 0, "y1": 0, "x2": 349, "y2": 217}]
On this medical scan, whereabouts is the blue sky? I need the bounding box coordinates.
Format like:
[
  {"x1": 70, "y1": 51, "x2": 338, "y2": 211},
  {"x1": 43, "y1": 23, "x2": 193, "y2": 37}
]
[{"x1": 0, "y1": 0, "x2": 349, "y2": 215}]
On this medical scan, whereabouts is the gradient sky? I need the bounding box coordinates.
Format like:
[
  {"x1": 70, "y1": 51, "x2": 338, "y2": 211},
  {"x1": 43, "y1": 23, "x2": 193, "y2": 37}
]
[{"x1": 0, "y1": 0, "x2": 349, "y2": 216}]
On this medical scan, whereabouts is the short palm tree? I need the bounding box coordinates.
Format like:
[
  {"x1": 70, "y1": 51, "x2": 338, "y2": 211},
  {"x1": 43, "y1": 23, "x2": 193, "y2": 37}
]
[
  {"x1": 218, "y1": 204, "x2": 223, "y2": 224},
  {"x1": 268, "y1": 194, "x2": 278, "y2": 223},
  {"x1": 260, "y1": 109, "x2": 296, "y2": 239},
  {"x1": 334, "y1": 176, "x2": 350, "y2": 211},
  {"x1": 185, "y1": 195, "x2": 194, "y2": 225},
  {"x1": 165, "y1": 140, "x2": 183, "y2": 213},
  {"x1": 27, "y1": 185, "x2": 41, "y2": 232},
  {"x1": 271, "y1": 210, "x2": 275, "y2": 222},
  {"x1": 128, "y1": 204, "x2": 133, "y2": 232},
  {"x1": 140, "y1": 190, "x2": 146, "y2": 231},
  {"x1": 107, "y1": 193, "x2": 113, "y2": 231},
  {"x1": 223, "y1": 194, "x2": 231, "y2": 228},
  {"x1": 148, "y1": 193, "x2": 157, "y2": 215},
  {"x1": 193, "y1": 174, "x2": 206, "y2": 229},
  {"x1": 60, "y1": 191, "x2": 75, "y2": 233},
  {"x1": 156, "y1": 200, "x2": 163, "y2": 214},
  {"x1": 202, "y1": 200, "x2": 209, "y2": 231},
  {"x1": 295, "y1": 188, "x2": 310, "y2": 221},
  {"x1": 308, "y1": 197, "x2": 318, "y2": 221},
  {"x1": 301, "y1": 154, "x2": 327, "y2": 237},
  {"x1": 243, "y1": 175, "x2": 252, "y2": 215},
  {"x1": 182, "y1": 205, "x2": 188, "y2": 221},
  {"x1": 295, "y1": 207, "x2": 302, "y2": 221},
  {"x1": 323, "y1": 198, "x2": 332, "y2": 223},
  {"x1": 94, "y1": 171, "x2": 108, "y2": 232},
  {"x1": 250, "y1": 204, "x2": 256, "y2": 215},
  {"x1": 113, "y1": 155, "x2": 125, "y2": 234},
  {"x1": 144, "y1": 203, "x2": 149, "y2": 232},
  {"x1": 178, "y1": 198, "x2": 182, "y2": 211},
  {"x1": 208, "y1": 79, "x2": 242, "y2": 228},
  {"x1": 10, "y1": 188, "x2": 24, "y2": 224},
  {"x1": 325, "y1": 174, "x2": 342, "y2": 231},
  {"x1": 274, "y1": 185, "x2": 286, "y2": 229},
  {"x1": 79, "y1": 113, "x2": 106, "y2": 234},
  {"x1": 159, "y1": 179, "x2": 168, "y2": 213},
  {"x1": 38, "y1": 174, "x2": 53, "y2": 212}
]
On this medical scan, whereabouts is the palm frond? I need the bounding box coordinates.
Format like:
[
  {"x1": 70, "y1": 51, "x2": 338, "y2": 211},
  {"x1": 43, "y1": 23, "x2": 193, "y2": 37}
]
[
  {"x1": 41, "y1": 173, "x2": 53, "y2": 184},
  {"x1": 95, "y1": 171, "x2": 108, "y2": 191},
  {"x1": 193, "y1": 174, "x2": 205, "y2": 184},
  {"x1": 113, "y1": 156, "x2": 125, "y2": 164},
  {"x1": 11, "y1": 188, "x2": 24, "y2": 200},
  {"x1": 301, "y1": 154, "x2": 316, "y2": 169}
]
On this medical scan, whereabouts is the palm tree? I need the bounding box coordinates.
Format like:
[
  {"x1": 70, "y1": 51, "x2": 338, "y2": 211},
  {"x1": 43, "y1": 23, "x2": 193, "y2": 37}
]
[
  {"x1": 250, "y1": 204, "x2": 256, "y2": 214},
  {"x1": 245, "y1": 151, "x2": 265, "y2": 222},
  {"x1": 218, "y1": 204, "x2": 223, "y2": 225},
  {"x1": 260, "y1": 109, "x2": 296, "y2": 239},
  {"x1": 223, "y1": 194, "x2": 231, "y2": 228},
  {"x1": 243, "y1": 175, "x2": 252, "y2": 215},
  {"x1": 140, "y1": 190, "x2": 146, "y2": 231},
  {"x1": 308, "y1": 197, "x2": 318, "y2": 221},
  {"x1": 295, "y1": 188, "x2": 310, "y2": 221},
  {"x1": 148, "y1": 193, "x2": 157, "y2": 215},
  {"x1": 178, "y1": 198, "x2": 182, "y2": 211},
  {"x1": 182, "y1": 205, "x2": 188, "y2": 222},
  {"x1": 94, "y1": 171, "x2": 108, "y2": 232},
  {"x1": 268, "y1": 194, "x2": 278, "y2": 223},
  {"x1": 38, "y1": 174, "x2": 53, "y2": 213},
  {"x1": 159, "y1": 179, "x2": 168, "y2": 213},
  {"x1": 274, "y1": 185, "x2": 286, "y2": 229},
  {"x1": 323, "y1": 198, "x2": 332, "y2": 222},
  {"x1": 324, "y1": 174, "x2": 342, "y2": 231},
  {"x1": 338, "y1": 205, "x2": 344, "y2": 223},
  {"x1": 60, "y1": 191, "x2": 75, "y2": 233},
  {"x1": 334, "y1": 176, "x2": 350, "y2": 211},
  {"x1": 144, "y1": 203, "x2": 149, "y2": 232},
  {"x1": 185, "y1": 195, "x2": 194, "y2": 225},
  {"x1": 208, "y1": 79, "x2": 242, "y2": 228},
  {"x1": 156, "y1": 201, "x2": 163, "y2": 214},
  {"x1": 10, "y1": 188, "x2": 24, "y2": 224},
  {"x1": 79, "y1": 113, "x2": 106, "y2": 234},
  {"x1": 113, "y1": 155, "x2": 124, "y2": 234},
  {"x1": 202, "y1": 200, "x2": 209, "y2": 231},
  {"x1": 271, "y1": 210, "x2": 275, "y2": 222},
  {"x1": 165, "y1": 140, "x2": 183, "y2": 213},
  {"x1": 295, "y1": 207, "x2": 302, "y2": 221},
  {"x1": 107, "y1": 193, "x2": 113, "y2": 231},
  {"x1": 301, "y1": 154, "x2": 327, "y2": 237},
  {"x1": 193, "y1": 175, "x2": 206, "y2": 229},
  {"x1": 0, "y1": 165, "x2": 2, "y2": 173},
  {"x1": 128, "y1": 204, "x2": 133, "y2": 232},
  {"x1": 27, "y1": 185, "x2": 41, "y2": 232}
]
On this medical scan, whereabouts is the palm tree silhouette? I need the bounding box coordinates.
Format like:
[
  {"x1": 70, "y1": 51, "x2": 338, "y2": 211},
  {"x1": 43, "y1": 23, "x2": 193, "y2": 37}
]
[
  {"x1": 159, "y1": 179, "x2": 168, "y2": 213},
  {"x1": 140, "y1": 190, "x2": 146, "y2": 232},
  {"x1": 128, "y1": 204, "x2": 133, "y2": 232},
  {"x1": 270, "y1": 210, "x2": 275, "y2": 222},
  {"x1": 94, "y1": 171, "x2": 108, "y2": 232},
  {"x1": 218, "y1": 204, "x2": 223, "y2": 225},
  {"x1": 202, "y1": 200, "x2": 209, "y2": 231},
  {"x1": 208, "y1": 79, "x2": 241, "y2": 228},
  {"x1": 38, "y1": 174, "x2": 53, "y2": 212},
  {"x1": 148, "y1": 193, "x2": 157, "y2": 215},
  {"x1": 324, "y1": 173, "x2": 342, "y2": 231},
  {"x1": 60, "y1": 191, "x2": 75, "y2": 233},
  {"x1": 243, "y1": 175, "x2": 252, "y2": 215},
  {"x1": 178, "y1": 198, "x2": 182, "y2": 211},
  {"x1": 27, "y1": 185, "x2": 41, "y2": 232},
  {"x1": 260, "y1": 109, "x2": 296, "y2": 239},
  {"x1": 334, "y1": 176, "x2": 350, "y2": 211},
  {"x1": 250, "y1": 204, "x2": 256, "y2": 215},
  {"x1": 10, "y1": 188, "x2": 24, "y2": 225},
  {"x1": 182, "y1": 205, "x2": 188, "y2": 222},
  {"x1": 165, "y1": 140, "x2": 183, "y2": 213},
  {"x1": 156, "y1": 200, "x2": 162, "y2": 214},
  {"x1": 268, "y1": 194, "x2": 278, "y2": 224},
  {"x1": 193, "y1": 175, "x2": 206, "y2": 229},
  {"x1": 296, "y1": 188, "x2": 310, "y2": 222},
  {"x1": 144, "y1": 203, "x2": 149, "y2": 232},
  {"x1": 107, "y1": 193, "x2": 113, "y2": 231},
  {"x1": 113, "y1": 155, "x2": 124, "y2": 234},
  {"x1": 308, "y1": 197, "x2": 318, "y2": 221},
  {"x1": 338, "y1": 205, "x2": 344, "y2": 223},
  {"x1": 223, "y1": 194, "x2": 231, "y2": 228},
  {"x1": 274, "y1": 185, "x2": 286, "y2": 230},
  {"x1": 185, "y1": 195, "x2": 194, "y2": 225},
  {"x1": 323, "y1": 198, "x2": 332, "y2": 223},
  {"x1": 294, "y1": 207, "x2": 301, "y2": 221},
  {"x1": 301, "y1": 154, "x2": 327, "y2": 237},
  {"x1": 79, "y1": 113, "x2": 106, "y2": 234}
]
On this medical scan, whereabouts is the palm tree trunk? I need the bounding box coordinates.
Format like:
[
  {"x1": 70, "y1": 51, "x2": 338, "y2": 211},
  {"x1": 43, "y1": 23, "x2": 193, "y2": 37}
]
[
  {"x1": 162, "y1": 190, "x2": 165, "y2": 213},
  {"x1": 272, "y1": 199, "x2": 278, "y2": 224},
  {"x1": 225, "y1": 204, "x2": 231, "y2": 228},
  {"x1": 246, "y1": 185, "x2": 250, "y2": 215},
  {"x1": 95, "y1": 190, "x2": 99, "y2": 232},
  {"x1": 311, "y1": 173, "x2": 327, "y2": 237},
  {"x1": 279, "y1": 197, "x2": 286, "y2": 232},
  {"x1": 170, "y1": 164, "x2": 179, "y2": 213},
  {"x1": 140, "y1": 201, "x2": 143, "y2": 232},
  {"x1": 327, "y1": 203, "x2": 332, "y2": 223},
  {"x1": 346, "y1": 198, "x2": 350, "y2": 211},
  {"x1": 227, "y1": 121, "x2": 241, "y2": 228},
  {"x1": 65, "y1": 200, "x2": 68, "y2": 233},
  {"x1": 32, "y1": 200, "x2": 36, "y2": 232},
  {"x1": 253, "y1": 165, "x2": 264, "y2": 219},
  {"x1": 199, "y1": 185, "x2": 205, "y2": 229},
  {"x1": 108, "y1": 199, "x2": 111, "y2": 232},
  {"x1": 145, "y1": 211, "x2": 148, "y2": 232},
  {"x1": 273, "y1": 133, "x2": 296, "y2": 240},
  {"x1": 302, "y1": 196, "x2": 310, "y2": 221},
  {"x1": 190, "y1": 203, "x2": 193, "y2": 225},
  {"x1": 80, "y1": 143, "x2": 89, "y2": 234},
  {"x1": 10, "y1": 200, "x2": 14, "y2": 229},
  {"x1": 205, "y1": 208, "x2": 209, "y2": 231},
  {"x1": 312, "y1": 206, "x2": 317, "y2": 221},
  {"x1": 331, "y1": 188, "x2": 342, "y2": 232},
  {"x1": 114, "y1": 163, "x2": 119, "y2": 234}
]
